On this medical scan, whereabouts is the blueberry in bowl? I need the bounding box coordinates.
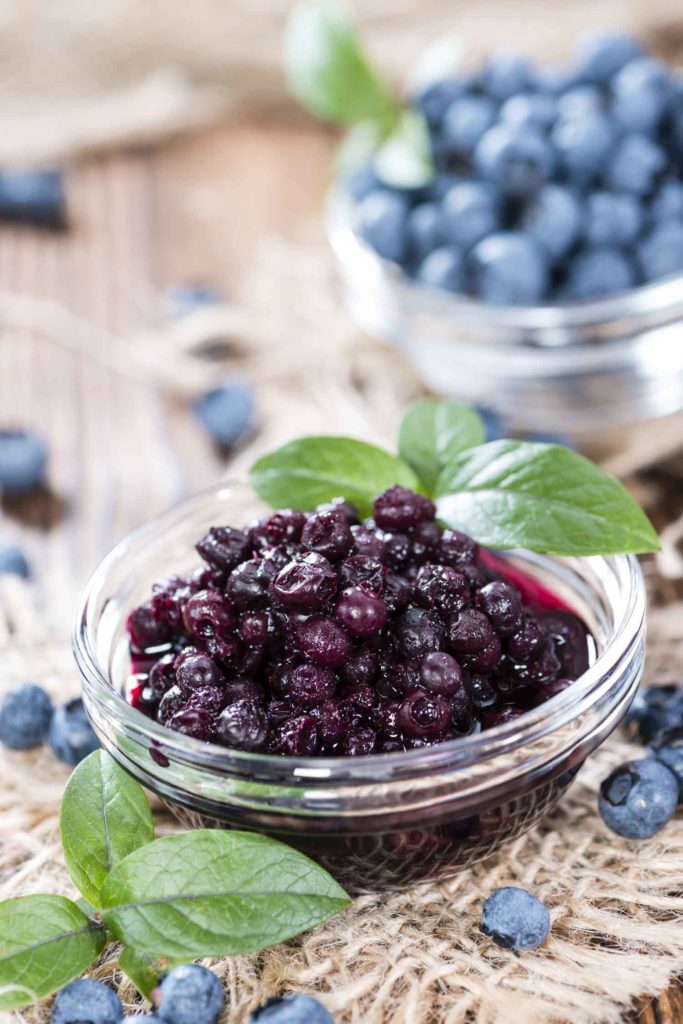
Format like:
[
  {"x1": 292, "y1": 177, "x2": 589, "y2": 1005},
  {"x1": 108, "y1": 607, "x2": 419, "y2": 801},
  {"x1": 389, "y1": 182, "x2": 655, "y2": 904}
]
[
  {"x1": 74, "y1": 402, "x2": 653, "y2": 890},
  {"x1": 288, "y1": 10, "x2": 683, "y2": 431}
]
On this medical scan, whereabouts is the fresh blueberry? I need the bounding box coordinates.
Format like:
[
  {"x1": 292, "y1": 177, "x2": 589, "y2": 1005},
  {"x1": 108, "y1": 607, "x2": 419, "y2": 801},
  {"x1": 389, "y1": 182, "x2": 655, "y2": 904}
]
[
  {"x1": 0, "y1": 428, "x2": 47, "y2": 495},
  {"x1": 51, "y1": 978, "x2": 123, "y2": 1024},
  {"x1": 441, "y1": 181, "x2": 500, "y2": 251},
  {"x1": 481, "y1": 52, "x2": 531, "y2": 100},
  {"x1": 606, "y1": 133, "x2": 666, "y2": 195},
  {"x1": 416, "y1": 78, "x2": 467, "y2": 128},
  {"x1": 0, "y1": 544, "x2": 30, "y2": 578},
  {"x1": 599, "y1": 758, "x2": 678, "y2": 838},
  {"x1": 249, "y1": 993, "x2": 333, "y2": 1023},
  {"x1": 521, "y1": 185, "x2": 582, "y2": 261},
  {"x1": 481, "y1": 886, "x2": 550, "y2": 950},
  {"x1": 626, "y1": 684, "x2": 683, "y2": 744},
  {"x1": 415, "y1": 246, "x2": 464, "y2": 292},
  {"x1": 637, "y1": 222, "x2": 683, "y2": 282},
  {"x1": 155, "y1": 964, "x2": 224, "y2": 1024},
  {"x1": 556, "y1": 85, "x2": 604, "y2": 119},
  {"x1": 531, "y1": 65, "x2": 579, "y2": 95},
  {"x1": 441, "y1": 95, "x2": 497, "y2": 158},
  {"x1": 406, "y1": 202, "x2": 442, "y2": 262},
  {"x1": 356, "y1": 190, "x2": 410, "y2": 263},
  {"x1": 0, "y1": 169, "x2": 66, "y2": 228},
  {"x1": 612, "y1": 57, "x2": 673, "y2": 133},
  {"x1": 193, "y1": 379, "x2": 255, "y2": 449},
  {"x1": 649, "y1": 727, "x2": 683, "y2": 801},
  {"x1": 477, "y1": 407, "x2": 506, "y2": 441},
  {"x1": 575, "y1": 30, "x2": 643, "y2": 83},
  {"x1": 562, "y1": 247, "x2": 637, "y2": 301},
  {"x1": 163, "y1": 282, "x2": 223, "y2": 319},
  {"x1": 48, "y1": 697, "x2": 99, "y2": 766},
  {"x1": 584, "y1": 191, "x2": 643, "y2": 246},
  {"x1": 469, "y1": 232, "x2": 549, "y2": 305},
  {"x1": 500, "y1": 92, "x2": 558, "y2": 129},
  {"x1": 651, "y1": 180, "x2": 683, "y2": 220},
  {"x1": 0, "y1": 683, "x2": 54, "y2": 750},
  {"x1": 344, "y1": 162, "x2": 380, "y2": 202},
  {"x1": 474, "y1": 125, "x2": 555, "y2": 197},
  {"x1": 552, "y1": 111, "x2": 618, "y2": 184}
]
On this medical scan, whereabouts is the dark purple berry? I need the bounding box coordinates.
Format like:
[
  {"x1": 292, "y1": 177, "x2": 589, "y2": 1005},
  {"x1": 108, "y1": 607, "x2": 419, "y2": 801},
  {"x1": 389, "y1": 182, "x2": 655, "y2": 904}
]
[
  {"x1": 419, "y1": 651, "x2": 464, "y2": 697},
  {"x1": 224, "y1": 678, "x2": 266, "y2": 705},
  {"x1": 415, "y1": 564, "x2": 469, "y2": 614},
  {"x1": 476, "y1": 581, "x2": 522, "y2": 636},
  {"x1": 297, "y1": 615, "x2": 352, "y2": 668},
  {"x1": 315, "y1": 497, "x2": 360, "y2": 524},
  {"x1": 301, "y1": 510, "x2": 353, "y2": 561},
  {"x1": 158, "y1": 686, "x2": 185, "y2": 725},
  {"x1": 383, "y1": 572, "x2": 414, "y2": 613},
  {"x1": 470, "y1": 675, "x2": 498, "y2": 709},
  {"x1": 344, "y1": 728, "x2": 377, "y2": 755},
  {"x1": 373, "y1": 486, "x2": 436, "y2": 532},
  {"x1": 271, "y1": 715, "x2": 320, "y2": 756},
  {"x1": 439, "y1": 530, "x2": 478, "y2": 568},
  {"x1": 393, "y1": 608, "x2": 444, "y2": 659},
  {"x1": 312, "y1": 699, "x2": 354, "y2": 744},
  {"x1": 249, "y1": 510, "x2": 306, "y2": 548},
  {"x1": 188, "y1": 685, "x2": 226, "y2": 715},
  {"x1": 467, "y1": 635, "x2": 503, "y2": 672},
  {"x1": 183, "y1": 589, "x2": 234, "y2": 638},
  {"x1": 169, "y1": 706, "x2": 213, "y2": 741},
  {"x1": 227, "y1": 560, "x2": 272, "y2": 610},
  {"x1": 127, "y1": 602, "x2": 170, "y2": 651},
  {"x1": 507, "y1": 615, "x2": 546, "y2": 662},
  {"x1": 339, "y1": 554, "x2": 384, "y2": 595},
  {"x1": 238, "y1": 611, "x2": 274, "y2": 647},
  {"x1": 541, "y1": 610, "x2": 589, "y2": 678},
  {"x1": 339, "y1": 682, "x2": 376, "y2": 714},
  {"x1": 447, "y1": 609, "x2": 495, "y2": 657},
  {"x1": 287, "y1": 663, "x2": 337, "y2": 710},
  {"x1": 147, "y1": 653, "x2": 177, "y2": 701},
  {"x1": 350, "y1": 525, "x2": 387, "y2": 561},
  {"x1": 196, "y1": 526, "x2": 250, "y2": 571},
  {"x1": 397, "y1": 688, "x2": 451, "y2": 738},
  {"x1": 270, "y1": 553, "x2": 338, "y2": 612},
  {"x1": 175, "y1": 651, "x2": 222, "y2": 693},
  {"x1": 411, "y1": 520, "x2": 444, "y2": 561},
  {"x1": 336, "y1": 587, "x2": 388, "y2": 637},
  {"x1": 216, "y1": 699, "x2": 269, "y2": 751},
  {"x1": 341, "y1": 646, "x2": 378, "y2": 688},
  {"x1": 383, "y1": 532, "x2": 412, "y2": 570}
]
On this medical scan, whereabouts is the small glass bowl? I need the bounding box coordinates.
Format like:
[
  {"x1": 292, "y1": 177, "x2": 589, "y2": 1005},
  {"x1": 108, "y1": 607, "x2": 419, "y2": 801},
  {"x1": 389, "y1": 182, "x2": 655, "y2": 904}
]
[
  {"x1": 327, "y1": 188, "x2": 683, "y2": 436},
  {"x1": 74, "y1": 481, "x2": 646, "y2": 892}
]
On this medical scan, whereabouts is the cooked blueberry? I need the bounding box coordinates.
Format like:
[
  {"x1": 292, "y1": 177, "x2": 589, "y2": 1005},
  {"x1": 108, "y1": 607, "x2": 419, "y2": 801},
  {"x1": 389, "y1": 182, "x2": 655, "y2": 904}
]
[
  {"x1": 447, "y1": 608, "x2": 494, "y2": 657},
  {"x1": 169, "y1": 706, "x2": 213, "y2": 741},
  {"x1": 163, "y1": 281, "x2": 223, "y2": 319},
  {"x1": 476, "y1": 582, "x2": 522, "y2": 636},
  {"x1": 393, "y1": 607, "x2": 444, "y2": 659},
  {"x1": 286, "y1": 663, "x2": 337, "y2": 710},
  {"x1": 193, "y1": 379, "x2": 255, "y2": 449},
  {"x1": 0, "y1": 428, "x2": 47, "y2": 495},
  {"x1": 637, "y1": 222, "x2": 683, "y2": 282},
  {"x1": 51, "y1": 977, "x2": 122, "y2": 1024},
  {"x1": 313, "y1": 698, "x2": 354, "y2": 744},
  {"x1": 625, "y1": 684, "x2": 683, "y2": 744},
  {"x1": 182, "y1": 589, "x2": 234, "y2": 638},
  {"x1": 339, "y1": 554, "x2": 384, "y2": 596},
  {"x1": 562, "y1": 247, "x2": 637, "y2": 300},
  {"x1": 0, "y1": 168, "x2": 66, "y2": 228},
  {"x1": 481, "y1": 886, "x2": 550, "y2": 950},
  {"x1": 416, "y1": 78, "x2": 467, "y2": 127},
  {"x1": 606, "y1": 133, "x2": 666, "y2": 195},
  {"x1": 651, "y1": 180, "x2": 683, "y2": 220},
  {"x1": 341, "y1": 646, "x2": 378, "y2": 688},
  {"x1": 249, "y1": 993, "x2": 333, "y2": 1023},
  {"x1": 336, "y1": 587, "x2": 388, "y2": 637},
  {"x1": 356, "y1": 190, "x2": 409, "y2": 262},
  {"x1": 155, "y1": 963, "x2": 224, "y2": 1024},
  {"x1": 438, "y1": 529, "x2": 477, "y2": 568},
  {"x1": 414, "y1": 564, "x2": 469, "y2": 614},
  {"x1": 507, "y1": 615, "x2": 545, "y2": 663},
  {"x1": 216, "y1": 698, "x2": 269, "y2": 751},
  {"x1": 552, "y1": 111, "x2": 618, "y2": 184},
  {"x1": 373, "y1": 486, "x2": 436, "y2": 532},
  {"x1": 469, "y1": 232, "x2": 549, "y2": 305},
  {"x1": 441, "y1": 95, "x2": 497, "y2": 157},
  {"x1": 0, "y1": 683, "x2": 53, "y2": 750},
  {"x1": 481, "y1": 52, "x2": 531, "y2": 100},
  {"x1": 344, "y1": 727, "x2": 377, "y2": 755},
  {"x1": 301, "y1": 509, "x2": 353, "y2": 560},
  {"x1": 398, "y1": 687, "x2": 451, "y2": 738},
  {"x1": 416, "y1": 246, "x2": 464, "y2": 292},
  {"x1": 649, "y1": 727, "x2": 683, "y2": 801},
  {"x1": 470, "y1": 676, "x2": 498, "y2": 709},
  {"x1": 48, "y1": 698, "x2": 99, "y2": 766},
  {"x1": 224, "y1": 678, "x2": 266, "y2": 705},
  {"x1": 196, "y1": 526, "x2": 251, "y2": 571},
  {"x1": 315, "y1": 497, "x2": 359, "y2": 525},
  {"x1": 474, "y1": 126, "x2": 555, "y2": 197},
  {"x1": 271, "y1": 714, "x2": 319, "y2": 756},
  {"x1": 575, "y1": 30, "x2": 643, "y2": 83},
  {"x1": 599, "y1": 758, "x2": 678, "y2": 838},
  {"x1": 271, "y1": 553, "x2": 338, "y2": 612},
  {"x1": 500, "y1": 92, "x2": 557, "y2": 129},
  {"x1": 584, "y1": 191, "x2": 643, "y2": 247},
  {"x1": 612, "y1": 57, "x2": 672, "y2": 133},
  {"x1": 419, "y1": 651, "x2": 465, "y2": 697},
  {"x1": 521, "y1": 185, "x2": 582, "y2": 261},
  {"x1": 175, "y1": 651, "x2": 221, "y2": 692},
  {"x1": 350, "y1": 524, "x2": 387, "y2": 561},
  {"x1": 0, "y1": 544, "x2": 30, "y2": 578}
]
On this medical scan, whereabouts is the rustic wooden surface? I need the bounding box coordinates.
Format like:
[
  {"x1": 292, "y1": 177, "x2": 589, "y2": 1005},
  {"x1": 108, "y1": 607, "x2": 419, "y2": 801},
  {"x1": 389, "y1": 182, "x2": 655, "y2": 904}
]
[{"x1": 0, "y1": 117, "x2": 680, "y2": 1024}]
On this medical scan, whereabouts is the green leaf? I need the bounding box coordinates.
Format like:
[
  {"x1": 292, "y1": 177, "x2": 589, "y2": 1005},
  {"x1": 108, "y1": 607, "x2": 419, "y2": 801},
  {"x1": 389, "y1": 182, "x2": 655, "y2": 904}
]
[
  {"x1": 335, "y1": 119, "x2": 385, "y2": 175},
  {"x1": 250, "y1": 436, "x2": 421, "y2": 517},
  {"x1": 398, "y1": 398, "x2": 486, "y2": 494},
  {"x1": 373, "y1": 109, "x2": 434, "y2": 189},
  {"x1": 435, "y1": 440, "x2": 660, "y2": 555},
  {"x1": 61, "y1": 751, "x2": 155, "y2": 908},
  {"x1": 0, "y1": 895, "x2": 105, "y2": 1010},
  {"x1": 284, "y1": 2, "x2": 397, "y2": 126},
  {"x1": 101, "y1": 830, "x2": 351, "y2": 959},
  {"x1": 118, "y1": 946, "x2": 175, "y2": 1000}
]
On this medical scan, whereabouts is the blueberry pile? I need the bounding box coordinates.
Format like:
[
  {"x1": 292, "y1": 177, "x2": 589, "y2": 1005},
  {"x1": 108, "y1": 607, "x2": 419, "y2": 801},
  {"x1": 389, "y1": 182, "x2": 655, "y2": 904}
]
[
  {"x1": 348, "y1": 31, "x2": 683, "y2": 304},
  {"x1": 127, "y1": 485, "x2": 589, "y2": 757}
]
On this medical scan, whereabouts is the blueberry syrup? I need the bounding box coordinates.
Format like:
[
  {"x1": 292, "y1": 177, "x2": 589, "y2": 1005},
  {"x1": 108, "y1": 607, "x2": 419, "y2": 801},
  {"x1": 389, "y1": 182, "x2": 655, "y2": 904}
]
[{"x1": 125, "y1": 486, "x2": 591, "y2": 756}]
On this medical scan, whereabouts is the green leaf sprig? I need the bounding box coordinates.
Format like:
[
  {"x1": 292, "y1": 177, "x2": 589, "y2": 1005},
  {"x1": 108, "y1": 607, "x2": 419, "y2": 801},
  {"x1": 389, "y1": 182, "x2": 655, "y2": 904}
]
[
  {"x1": 283, "y1": 2, "x2": 435, "y2": 188},
  {"x1": 250, "y1": 399, "x2": 659, "y2": 556},
  {"x1": 0, "y1": 751, "x2": 350, "y2": 1011}
]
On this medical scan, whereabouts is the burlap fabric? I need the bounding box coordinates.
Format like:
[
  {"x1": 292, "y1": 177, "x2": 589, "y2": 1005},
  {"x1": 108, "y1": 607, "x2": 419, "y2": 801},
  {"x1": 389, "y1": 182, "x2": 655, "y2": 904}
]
[
  {"x1": 3, "y1": 0, "x2": 683, "y2": 164},
  {"x1": 2, "y1": 230, "x2": 683, "y2": 1023}
]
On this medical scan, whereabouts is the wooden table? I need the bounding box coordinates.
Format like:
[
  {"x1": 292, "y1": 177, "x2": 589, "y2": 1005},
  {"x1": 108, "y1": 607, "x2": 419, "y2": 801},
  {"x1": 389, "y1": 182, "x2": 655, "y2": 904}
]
[{"x1": 0, "y1": 117, "x2": 679, "y2": 1023}]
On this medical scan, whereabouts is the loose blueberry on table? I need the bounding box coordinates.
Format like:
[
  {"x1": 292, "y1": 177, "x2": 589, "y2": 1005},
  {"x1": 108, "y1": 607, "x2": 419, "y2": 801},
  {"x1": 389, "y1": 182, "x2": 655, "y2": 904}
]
[
  {"x1": 126, "y1": 485, "x2": 590, "y2": 756},
  {"x1": 341, "y1": 30, "x2": 683, "y2": 303}
]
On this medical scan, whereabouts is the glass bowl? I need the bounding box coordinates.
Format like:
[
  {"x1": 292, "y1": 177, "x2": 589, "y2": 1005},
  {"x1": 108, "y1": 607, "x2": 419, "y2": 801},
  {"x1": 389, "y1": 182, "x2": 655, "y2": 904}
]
[
  {"x1": 74, "y1": 480, "x2": 646, "y2": 892},
  {"x1": 327, "y1": 188, "x2": 683, "y2": 436}
]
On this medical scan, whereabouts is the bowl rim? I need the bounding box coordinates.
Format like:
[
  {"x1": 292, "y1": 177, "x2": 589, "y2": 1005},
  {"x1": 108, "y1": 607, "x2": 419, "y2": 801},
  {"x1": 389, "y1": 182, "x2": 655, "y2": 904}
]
[
  {"x1": 74, "y1": 479, "x2": 646, "y2": 783},
  {"x1": 326, "y1": 185, "x2": 683, "y2": 335}
]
